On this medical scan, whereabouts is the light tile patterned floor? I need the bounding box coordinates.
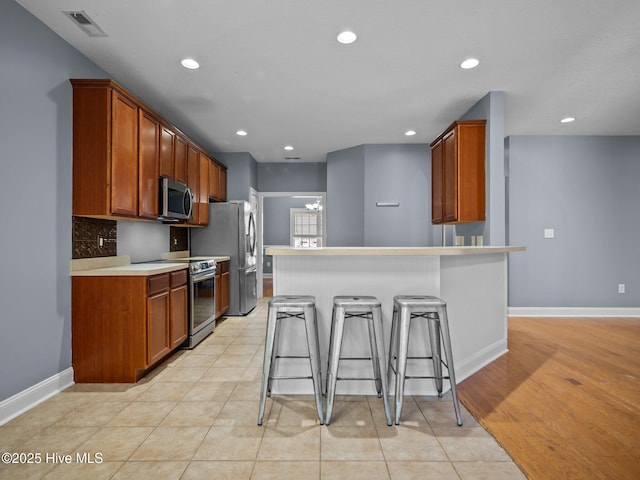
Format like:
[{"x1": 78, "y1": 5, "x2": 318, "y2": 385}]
[{"x1": 0, "y1": 298, "x2": 526, "y2": 479}]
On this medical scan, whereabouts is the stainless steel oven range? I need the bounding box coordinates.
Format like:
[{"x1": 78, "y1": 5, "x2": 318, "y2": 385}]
[{"x1": 186, "y1": 258, "x2": 217, "y2": 348}]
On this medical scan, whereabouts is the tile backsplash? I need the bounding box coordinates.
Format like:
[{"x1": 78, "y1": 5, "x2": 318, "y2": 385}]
[
  {"x1": 170, "y1": 226, "x2": 189, "y2": 252},
  {"x1": 72, "y1": 217, "x2": 117, "y2": 258},
  {"x1": 72, "y1": 217, "x2": 190, "y2": 259}
]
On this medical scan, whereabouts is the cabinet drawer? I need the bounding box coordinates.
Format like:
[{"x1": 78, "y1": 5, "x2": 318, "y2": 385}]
[
  {"x1": 170, "y1": 269, "x2": 188, "y2": 288},
  {"x1": 148, "y1": 273, "x2": 170, "y2": 295},
  {"x1": 218, "y1": 260, "x2": 229, "y2": 274}
]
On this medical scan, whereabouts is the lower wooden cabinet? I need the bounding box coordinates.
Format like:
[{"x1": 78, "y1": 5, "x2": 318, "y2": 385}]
[
  {"x1": 72, "y1": 269, "x2": 188, "y2": 383},
  {"x1": 215, "y1": 260, "x2": 230, "y2": 318}
]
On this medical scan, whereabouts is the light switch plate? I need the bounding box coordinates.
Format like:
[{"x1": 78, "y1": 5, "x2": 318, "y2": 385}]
[{"x1": 544, "y1": 229, "x2": 555, "y2": 238}]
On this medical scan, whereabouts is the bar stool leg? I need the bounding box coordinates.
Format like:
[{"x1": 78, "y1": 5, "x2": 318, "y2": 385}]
[
  {"x1": 258, "y1": 305, "x2": 278, "y2": 425},
  {"x1": 304, "y1": 304, "x2": 325, "y2": 425},
  {"x1": 427, "y1": 314, "x2": 443, "y2": 395},
  {"x1": 437, "y1": 304, "x2": 463, "y2": 426},
  {"x1": 394, "y1": 307, "x2": 412, "y2": 425},
  {"x1": 371, "y1": 304, "x2": 392, "y2": 426},
  {"x1": 325, "y1": 305, "x2": 346, "y2": 425},
  {"x1": 367, "y1": 314, "x2": 382, "y2": 397},
  {"x1": 387, "y1": 305, "x2": 399, "y2": 392}
]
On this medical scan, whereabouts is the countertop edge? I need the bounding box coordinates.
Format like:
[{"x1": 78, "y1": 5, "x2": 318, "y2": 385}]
[{"x1": 265, "y1": 246, "x2": 526, "y2": 256}]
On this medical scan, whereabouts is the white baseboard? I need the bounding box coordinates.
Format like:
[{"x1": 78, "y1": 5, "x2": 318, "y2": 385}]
[
  {"x1": 0, "y1": 368, "x2": 74, "y2": 426},
  {"x1": 508, "y1": 307, "x2": 640, "y2": 317}
]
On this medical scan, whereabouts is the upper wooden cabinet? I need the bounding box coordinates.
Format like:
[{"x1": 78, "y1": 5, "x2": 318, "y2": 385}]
[
  {"x1": 430, "y1": 120, "x2": 486, "y2": 224},
  {"x1": 174, "y1": 135, "x2": 188, "y2": 184},
  {"x1": 72, "y1": 81, "x2": 139, "y2": 218},
  {"x1": 159, "y1": 125, "x2": 175, "y2": 179},
  {"x1": 138, "y1": 110, "x2": 160, "y2": 219},
  {"x1": 71, "y1": 78, "x2": 226, "y2": 223}
]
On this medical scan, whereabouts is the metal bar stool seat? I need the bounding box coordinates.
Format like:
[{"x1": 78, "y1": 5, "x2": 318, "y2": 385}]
[
  {"x1": 388, "y1": 295, "x2": 463, "y2": 426},
  {"x1": 258, "y1": 295, "x2": 324, "y2": 425},
  {"x1": 325, "y1": 296, "x2": 392, "y2": 425}
]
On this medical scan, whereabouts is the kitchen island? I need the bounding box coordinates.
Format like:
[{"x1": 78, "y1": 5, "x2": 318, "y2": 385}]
[{"x1": 265, "y1": 246, "x2": 524, "y2": 395}]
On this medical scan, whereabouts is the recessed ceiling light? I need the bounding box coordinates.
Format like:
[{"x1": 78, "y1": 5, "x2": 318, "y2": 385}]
[
  {"x1": 405, "y1": 130, "x2": 417, "y2": 136},
  {"x1": 460, "y1": 58, "x2": 480, "y2": 69},
  {"x1": 236, "y1": 130, "x2": 247, "y2": 136},
  {"x1": 337, "y1": 31, "x2": 357, "y2": 44},
  {"x1": 180, "y1": 58, "x2": 200, "y2": 70},
  {"x1": 284, "y1": 145, "x2": 294, "y2": 151},
  {"x1": 560, "y1": 117, "x2": 575, "y2": 123}
]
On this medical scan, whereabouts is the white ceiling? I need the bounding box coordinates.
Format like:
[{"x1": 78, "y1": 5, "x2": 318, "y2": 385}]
[{"x1": 16, "y1": 0, "x2": 640, "y2": 163}]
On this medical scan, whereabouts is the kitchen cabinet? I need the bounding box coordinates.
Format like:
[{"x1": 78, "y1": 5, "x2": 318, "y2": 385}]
[
  {"x1": 199, "y1": 152, "x2": 210, "y2": 224},
  {"x1": 71, "y1": 80, "x2": 139, "y2": 218},
  {"x1": 170, "y1": 270, "x2": 188, "y2": 348},
  {"x1": 138, "y1": 110, "x2": 160, "y2": 219},
  {"x1": 147, "y1": 274, "x2": 171, "y2": 365},
  {"x1": 219, "y1": 168, "x2": 227, "y2": 201},
  {"x1": 430, "y1": 120, "x2": 486, "y2": 224},
  {"x1": 71, "y1": 78, "x2": 222, "y2": 224},
  {"x1": 209, "y1": 160, "x2": 220, "y2": 200},
  {"x1": 187, "y1": 144, "x2": 199, "y2": 225},
  {"x1": 71, "y1": 269, "x2": 188, "y2": 382},
  {"x1": 215, "y1": 260, "x2": 230, "y2": 318},
  {"x1": 174, "y1": 134, "x2": 188, "y2": 184},
  {"x1": 159, "y1": 125, "x2": 175, "y2": 179}
]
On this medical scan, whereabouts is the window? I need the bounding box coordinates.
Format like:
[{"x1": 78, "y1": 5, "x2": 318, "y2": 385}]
[{"x1": 290, "y1": 208, "x2": 323, "y2": 248}]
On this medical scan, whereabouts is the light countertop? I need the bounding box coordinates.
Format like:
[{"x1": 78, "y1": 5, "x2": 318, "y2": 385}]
[
  {"x1": 265, "y1": 246, "x2": 525, "y2": 256},
  {"x1": 70, "y1": 256, "x2": 188, "y2": 276},
  {"x1": 69, "y1": 252, "x2": 230, "y2": 277}
]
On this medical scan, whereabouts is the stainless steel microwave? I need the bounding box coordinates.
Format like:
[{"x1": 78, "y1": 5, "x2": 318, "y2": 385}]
[{"x1": 159, "y1": 177, "x2": 193, "y2": 221}]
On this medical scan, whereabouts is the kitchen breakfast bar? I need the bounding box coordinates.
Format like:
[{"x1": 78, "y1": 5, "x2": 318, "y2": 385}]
[{"x1": 265, "y1": 246, "x2": 525, "y2": 396}]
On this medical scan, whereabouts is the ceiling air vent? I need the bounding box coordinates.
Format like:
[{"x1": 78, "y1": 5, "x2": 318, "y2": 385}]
[
  {"x1": 284, "y1": 157, "x2": 301, "y2": 160},
  {"x1": 63, "y1": 10, "x2": 108, "y2": 37}
]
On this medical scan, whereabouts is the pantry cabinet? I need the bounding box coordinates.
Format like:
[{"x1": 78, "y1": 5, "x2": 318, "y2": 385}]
[
  {"x1": 72, "y1": 269, "x2": 188, "y2": 383},
  {"x1": 430, "y1": 120, "x2": 486, "y2": 224}
]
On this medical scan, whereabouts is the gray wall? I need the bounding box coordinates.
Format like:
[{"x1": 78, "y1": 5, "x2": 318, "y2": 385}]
[
  {"x1": 363, "y1": 145, "x2": 431, "y2": 246},
  {"x1": 326, "y1": 146, "x2": 366, "y2": 245},
  {"x1": 507, "y1": 135, "x2": 640, "y2": 307},
  {"x1": 0, "y1": 1, "x2": 107, "y2": 402},
  {"x1": 215, "y1": 152, "x2": 258, "y2": 202},
  {"x1": 326, "y1": 144, "x2": 431, "y2": 246},
  {"x1": 456, "y1": 91, "x2": 505, "y2": 246},
  {"x1": 258, "y1": 162, "x2": 327, "y2": 192}
]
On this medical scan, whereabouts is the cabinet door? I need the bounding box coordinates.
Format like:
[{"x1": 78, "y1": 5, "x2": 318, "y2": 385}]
[
  {"x1": 221, "y1": 271, "x2": 230, "y2": 313},
  {"x1": 174, "y1": 135, "x2": 188, "y2": 184},
  {"x1": 159, "y1": 126, "x2": 175, "y2": 179},
  {"x1": 110, "y1": 92, "x2": 138, "y2": 216},
  {"x1": 199, "y1": 153, "x2": 210, "y2": 225},
  {"x1": 147, "y1": 290, "x2": 170, "y2": 366},
  {"x1": 170, "y1": 284, "x2": 188, "y2": 348},
  {"x1": 214, "y1": 273, "x2": 222, "y2": 318},
  {"x1": 442, "y1": 130, "x2": 458, "y2": 223},
  {"x1": 219, "y1": 169, "x2": 227, "y2": 201},
  {"x1": 209, "y1": 161, "x2": 220, "y2": 200},
  {"x1": 431, "y1": 140, "x2": 444, "y2": 224},
  {"x1": 138, "y1": 110, "x2": 160, "y2": 219},
  {"x1": 187, "y1": 145, "x2": 199, "y2": 225}
]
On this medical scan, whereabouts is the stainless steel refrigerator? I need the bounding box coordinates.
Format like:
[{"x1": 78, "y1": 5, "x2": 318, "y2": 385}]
[{"x1": 191, "y1": 201, "x2": 257, "y2": 315}]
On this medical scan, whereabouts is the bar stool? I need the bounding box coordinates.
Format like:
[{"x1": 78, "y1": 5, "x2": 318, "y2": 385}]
[
  {"x1": 325, "y1": 296, "x2": 392, "y2": 426},
  {"x1": 258, "y1": 295, "x2": 324, "y2": 425},
  {"x1": 388, "y1": 295, "x2": 463, "y2": 426}
]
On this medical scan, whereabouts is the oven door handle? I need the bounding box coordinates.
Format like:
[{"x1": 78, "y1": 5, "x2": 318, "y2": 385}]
[{"x1": 191, "y1": 270, "x2": 216, "y2": 282}]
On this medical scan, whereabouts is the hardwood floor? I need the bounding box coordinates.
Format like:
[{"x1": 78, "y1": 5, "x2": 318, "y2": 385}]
[{"x1": 457, "y1": 316, "x2": 640, "y2": 480}]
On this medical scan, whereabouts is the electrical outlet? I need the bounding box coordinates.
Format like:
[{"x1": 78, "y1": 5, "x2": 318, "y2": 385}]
[
  {"x1": 173, "y1": 238, "x2": 177, "y2": 246},
  {"x1": 476, "y1": 235, "x2": 483, "y2": 246},
  {"x1": 618, "y1": 284, "x2": 625, "y2": 294},
  {"x1": 544, "y1": 229, "x2": 555, "y2": 239},
  {"x1": 98, "y1": 236, "x2": 104, "y2": 247}
]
